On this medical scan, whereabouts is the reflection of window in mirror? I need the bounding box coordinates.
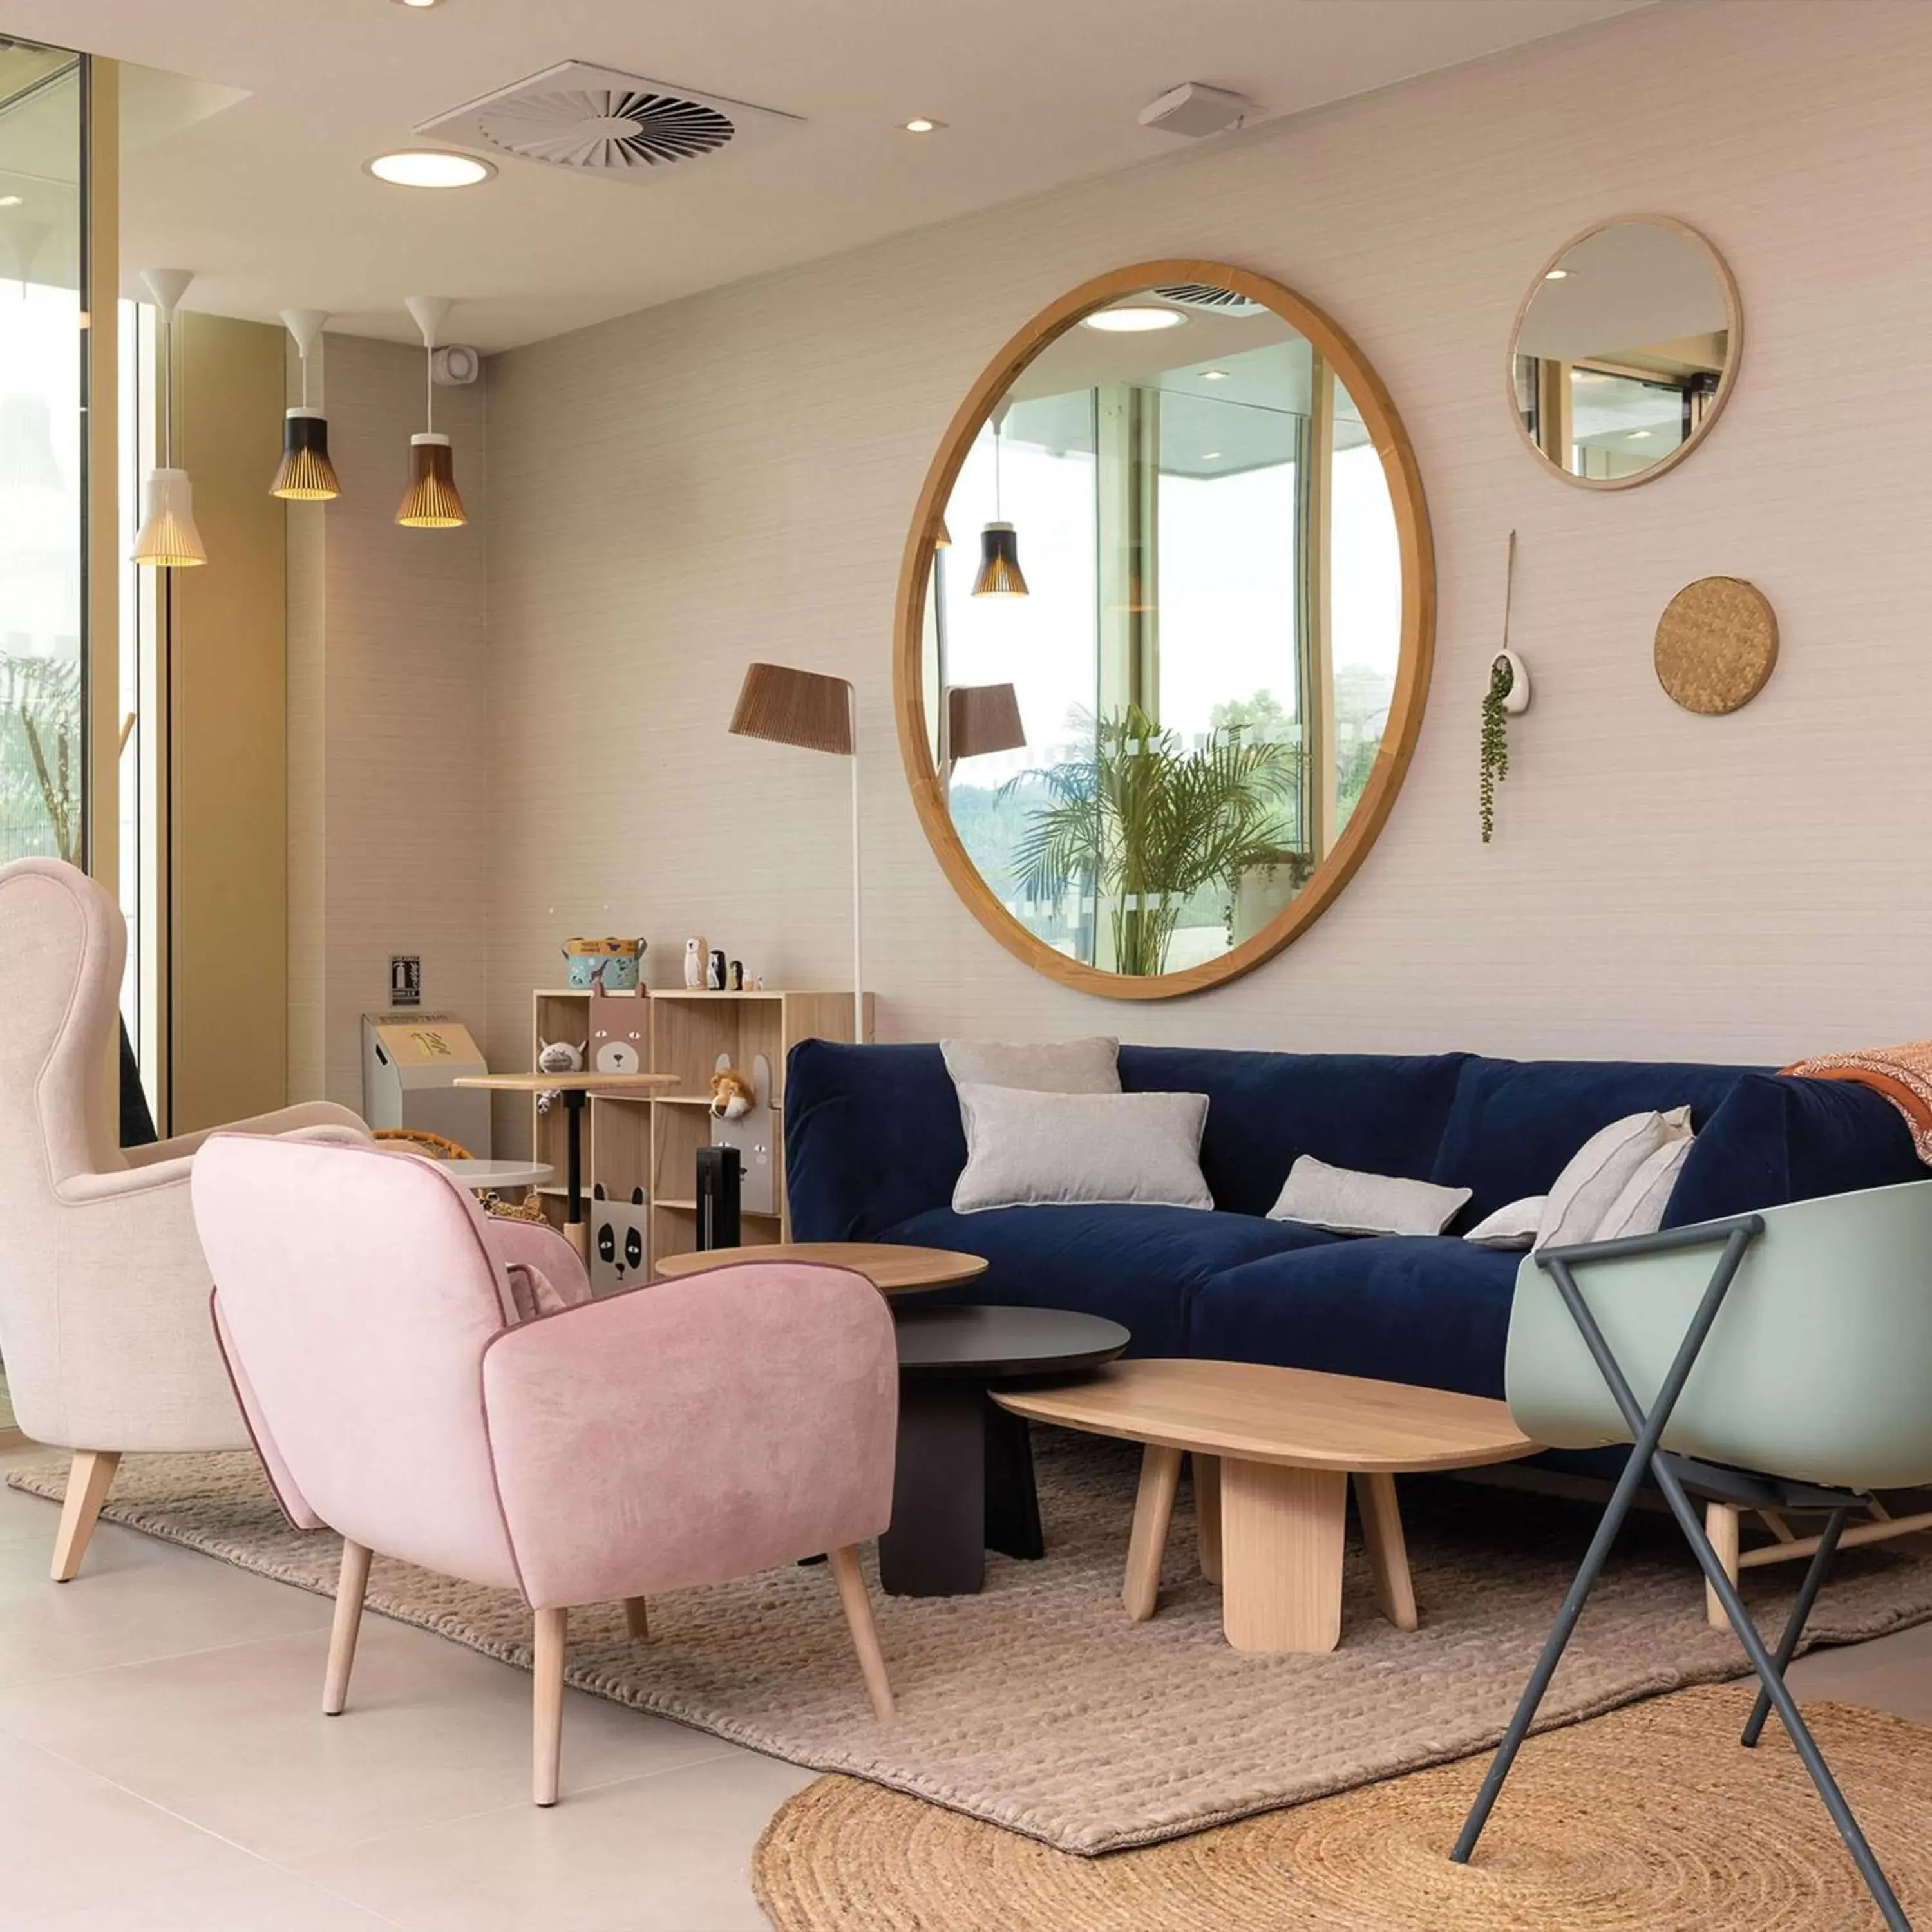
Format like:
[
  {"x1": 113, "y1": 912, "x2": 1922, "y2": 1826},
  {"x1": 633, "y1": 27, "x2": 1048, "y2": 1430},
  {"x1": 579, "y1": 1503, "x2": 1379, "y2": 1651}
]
[
  {"x1": 1511, "y1": 218, "x2": 1736, "y2": 487},
  {"x1": 928, "y1": 291, "x2": 1401, "y2": 978}
]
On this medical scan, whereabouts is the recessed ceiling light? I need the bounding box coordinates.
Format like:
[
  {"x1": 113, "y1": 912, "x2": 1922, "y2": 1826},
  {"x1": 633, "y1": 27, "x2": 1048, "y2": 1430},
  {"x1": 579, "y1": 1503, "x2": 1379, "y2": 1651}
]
[
  {"x1": 1543, "y1": 268, "x2": 1571, "y2": 281},
  {"x1": 1201, "y1": 451, "x2": 1222, "y2": 460},
  {"x1": 392, "y1": 0, "x2": 446, "y2": 9},
  {"x1": 1200, "y1": 368, "x2": 1229, "y2": 381},
  {"x1": 365, "y1": 151, "x2": 495, "y2": 189},
  {"x1": 1082, "y1": 306, "x2": 1186, "y2": 333},
  {"x1": 0, "y1": 194, "x2": 20, "y2": 207},
  {"x1": 903, "y1": 117, "x2": 943, "y2": 133}
]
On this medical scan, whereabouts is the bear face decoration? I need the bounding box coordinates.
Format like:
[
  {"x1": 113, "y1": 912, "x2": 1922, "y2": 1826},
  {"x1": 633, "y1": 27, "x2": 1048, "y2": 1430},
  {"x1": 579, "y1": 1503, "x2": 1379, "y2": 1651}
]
[{"x1": 590, "y1": 1008, "x2": 645, "y2": 1075}]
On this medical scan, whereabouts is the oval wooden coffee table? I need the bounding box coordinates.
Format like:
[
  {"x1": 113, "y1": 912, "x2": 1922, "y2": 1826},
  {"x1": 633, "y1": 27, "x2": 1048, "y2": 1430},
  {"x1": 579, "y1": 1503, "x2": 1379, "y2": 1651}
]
[
  {"x1": 995, "y1": 1360, "x2": 1537, "y2": 1654},
  {"x1": 652, "y1": 1242, "x2": 987, "y2": 1296}
]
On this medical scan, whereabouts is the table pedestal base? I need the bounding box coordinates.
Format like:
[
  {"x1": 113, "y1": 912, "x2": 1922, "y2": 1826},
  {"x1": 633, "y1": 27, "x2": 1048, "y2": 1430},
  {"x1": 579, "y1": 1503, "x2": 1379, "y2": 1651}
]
[{"x1": 880, "y1": 1381, "x2": 1043, "y2": 1597}]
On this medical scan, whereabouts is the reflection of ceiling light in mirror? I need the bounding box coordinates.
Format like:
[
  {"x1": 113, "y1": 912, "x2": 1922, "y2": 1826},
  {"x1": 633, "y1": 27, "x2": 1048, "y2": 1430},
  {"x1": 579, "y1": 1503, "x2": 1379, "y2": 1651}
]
[
  {"x1": 0, "y1": 196, "x2": 20, "y2": 207},
  {"x1": 1629, "y1": 430, "x2": 1653, "y2": 439},
  {"x1": 1082, "y1": 306, "x2": 1186, "y2": 333},
  {"x1": 366, "y1": 151, "x2": 494, "y2": 188},
  {"x1": 1201, "y1": 451, "x2": 1222, "y2": 460},
  {"x1": 1543, "y1": 268, "x2": 1570, "y2": 280},
  {"x1": 1200, "y1": 368, "x2": 1229, "y2": 381}
]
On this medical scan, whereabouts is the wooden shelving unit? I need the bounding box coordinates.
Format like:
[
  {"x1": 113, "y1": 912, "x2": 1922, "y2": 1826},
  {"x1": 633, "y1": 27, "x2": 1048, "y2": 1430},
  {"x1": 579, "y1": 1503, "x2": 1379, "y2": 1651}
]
[{"x1": 526, "y1": 985, "x2": 870, "y2": 1281}]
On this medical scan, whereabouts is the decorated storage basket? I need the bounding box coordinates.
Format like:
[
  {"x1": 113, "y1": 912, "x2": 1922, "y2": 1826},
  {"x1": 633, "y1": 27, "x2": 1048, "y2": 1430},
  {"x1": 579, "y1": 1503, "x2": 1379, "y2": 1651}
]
[{"x1": 563, "y1": 936, "x2": 645, "y2": 991}]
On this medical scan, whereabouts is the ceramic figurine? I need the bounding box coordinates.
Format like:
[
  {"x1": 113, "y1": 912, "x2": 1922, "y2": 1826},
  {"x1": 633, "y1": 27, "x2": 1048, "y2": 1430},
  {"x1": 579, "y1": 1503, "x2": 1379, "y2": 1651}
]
[
  {"x1": 683, "y1": 938, "x2": 707, "y2": 989},
  {"x1": 728, "y1": 959, "x2": 744, "y2": 992},
  {"x1": 707, "y1": 947, "x2": 727, "y2": 990}
]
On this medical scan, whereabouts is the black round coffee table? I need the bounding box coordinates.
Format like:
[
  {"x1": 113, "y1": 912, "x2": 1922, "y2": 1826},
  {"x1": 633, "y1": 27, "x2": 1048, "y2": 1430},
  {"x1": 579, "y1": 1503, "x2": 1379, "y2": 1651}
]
[{"x1": 880, "y1": 1305, "x2": 1130, "y2": 1598}]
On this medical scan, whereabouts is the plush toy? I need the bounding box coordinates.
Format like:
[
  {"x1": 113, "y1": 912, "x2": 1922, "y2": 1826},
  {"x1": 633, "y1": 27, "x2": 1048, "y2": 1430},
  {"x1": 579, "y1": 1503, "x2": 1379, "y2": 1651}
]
[
  {"x1": 535, "y1": 1037, "x2": 584, "y2": 1114},
  {"x1": 709, "y1": 1065, "x2": 758, "y2": 1121},
  {"x1": 684, "y1": 938, "x2": 707, "y2": 989}
]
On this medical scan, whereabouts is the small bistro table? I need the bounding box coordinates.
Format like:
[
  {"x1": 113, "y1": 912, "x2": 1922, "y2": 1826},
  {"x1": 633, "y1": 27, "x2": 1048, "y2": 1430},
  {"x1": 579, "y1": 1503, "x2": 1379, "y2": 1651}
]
[
  {"x1": 653, "y1": 1241, "x2": 987, "y2": 1295},
  {"x1": 453, "y1": 1072, "x2": 677, "y2": 1258}
]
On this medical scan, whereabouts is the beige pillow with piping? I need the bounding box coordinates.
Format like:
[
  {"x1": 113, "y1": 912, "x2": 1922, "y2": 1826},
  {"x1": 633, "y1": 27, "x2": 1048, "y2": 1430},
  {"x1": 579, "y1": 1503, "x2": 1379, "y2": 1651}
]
[
  {"x1": 1591, "y1": 1135, "x2": 1695, "y2": 1243},
  {"x1": 942, "y1": 1037, "x2": 1121, "y2": 1094},
  {"x1": 1535, "y1": 1107, "x2": 1692, "y2": 1250},
  {"x1": 951, "y1": 1084, "x2": 1211, "y2": 1213}
]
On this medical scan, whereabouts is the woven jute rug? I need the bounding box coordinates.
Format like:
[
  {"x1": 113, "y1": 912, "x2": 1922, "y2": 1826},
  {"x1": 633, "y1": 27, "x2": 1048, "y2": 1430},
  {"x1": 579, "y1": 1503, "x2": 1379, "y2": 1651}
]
[
  {"x1": 753, "y1": 1686, "x2": 1932, "y2": 1930},
  {"x1": 10, "y1": 1437, "x2": 1932, "y2": 1855}
]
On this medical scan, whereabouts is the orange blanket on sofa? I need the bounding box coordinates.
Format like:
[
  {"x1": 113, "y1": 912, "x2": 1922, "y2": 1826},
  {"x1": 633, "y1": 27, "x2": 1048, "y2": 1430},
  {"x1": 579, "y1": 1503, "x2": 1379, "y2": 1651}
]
[{"x1": 1781, "y1": 1040, "x2": 1932, "y2": 1166}]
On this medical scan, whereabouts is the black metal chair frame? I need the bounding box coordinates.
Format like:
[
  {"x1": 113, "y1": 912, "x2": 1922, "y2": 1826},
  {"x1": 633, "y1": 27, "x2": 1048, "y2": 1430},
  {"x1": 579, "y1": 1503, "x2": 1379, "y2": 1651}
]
[{"x1": 1450, "y1": 1213, "x2": 1911, "y2": 1931}]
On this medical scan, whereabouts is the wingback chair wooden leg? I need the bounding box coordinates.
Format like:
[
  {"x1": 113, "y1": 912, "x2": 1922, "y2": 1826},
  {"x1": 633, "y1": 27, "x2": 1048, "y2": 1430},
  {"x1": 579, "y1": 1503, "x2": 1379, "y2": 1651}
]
[
  {"x1": 533, "y1": 1607, "x2": 568, "y2": 1806},
  {"x1": 323, "y1": 1540, "x2": 372, "y2": 1716},
  {"x1": 50, "y1": 1450, "x2": 120, "y2": 1582},
  {"x1": 826, "y1": 1545, "x2": 894, "y2": 1721}
]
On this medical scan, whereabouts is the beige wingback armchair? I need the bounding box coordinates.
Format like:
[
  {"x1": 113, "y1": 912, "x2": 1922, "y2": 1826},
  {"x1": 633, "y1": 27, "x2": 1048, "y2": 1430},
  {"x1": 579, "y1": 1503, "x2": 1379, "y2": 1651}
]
[{"x1": 0, "y1": 859, "x2": 368, "y2": 1578}]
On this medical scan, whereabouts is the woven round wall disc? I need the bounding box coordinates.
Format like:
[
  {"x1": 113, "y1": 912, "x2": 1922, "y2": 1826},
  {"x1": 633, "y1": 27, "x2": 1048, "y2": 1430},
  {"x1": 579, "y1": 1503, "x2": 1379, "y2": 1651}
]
[{"x1": 1654, "y1": 576, "x2": 1777, "y2": 714}]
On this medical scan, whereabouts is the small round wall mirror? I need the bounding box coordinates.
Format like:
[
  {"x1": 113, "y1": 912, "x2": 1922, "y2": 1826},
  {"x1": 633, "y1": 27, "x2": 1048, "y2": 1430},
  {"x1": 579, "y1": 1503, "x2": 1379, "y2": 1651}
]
[
  {"x1": 1510, "y1": 215, "x2": 1740, "y2": 489},
  {"x1": 894, "y1": 260, "x2": 1434, "y2": 999}
]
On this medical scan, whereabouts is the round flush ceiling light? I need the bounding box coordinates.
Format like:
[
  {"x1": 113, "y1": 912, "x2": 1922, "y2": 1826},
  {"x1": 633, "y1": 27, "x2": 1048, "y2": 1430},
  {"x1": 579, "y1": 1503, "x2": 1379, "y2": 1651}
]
[
  {"x1": 903, "y1": 117, "x2": 942, "y2": 133},
  {"x1": 1543, "y1": 268, "x2": 1571, "y2": 281},
  {"x1": 1082, "y1": 305, "x2": 1186, "y2": 333},
  {"x1": 392, "y1": 0, "x2": 446, "y2": 8},
  {"x1": 365, "y1": 150, "x2": 495, "y2": 189}
]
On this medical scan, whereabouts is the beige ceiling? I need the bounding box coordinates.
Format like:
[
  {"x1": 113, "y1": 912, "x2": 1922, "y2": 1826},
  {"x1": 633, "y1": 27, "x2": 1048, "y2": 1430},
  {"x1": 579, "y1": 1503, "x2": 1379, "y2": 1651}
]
[{"x1": 6, "y1": 0, "x2": 1652, "y2": 351}]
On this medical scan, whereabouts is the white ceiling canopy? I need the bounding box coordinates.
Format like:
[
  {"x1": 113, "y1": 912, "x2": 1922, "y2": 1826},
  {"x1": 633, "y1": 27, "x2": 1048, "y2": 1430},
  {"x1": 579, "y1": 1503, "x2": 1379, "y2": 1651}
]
[{"x1": 1, "y1": 0, "x2": 1654, "y2": 352}]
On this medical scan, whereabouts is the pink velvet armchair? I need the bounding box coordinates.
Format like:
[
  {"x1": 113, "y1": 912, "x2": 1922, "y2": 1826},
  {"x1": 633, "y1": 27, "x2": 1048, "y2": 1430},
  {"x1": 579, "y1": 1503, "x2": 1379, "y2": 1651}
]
[{"x1": 191, "y1": 1132, "x2": 900, "y2": 1806}]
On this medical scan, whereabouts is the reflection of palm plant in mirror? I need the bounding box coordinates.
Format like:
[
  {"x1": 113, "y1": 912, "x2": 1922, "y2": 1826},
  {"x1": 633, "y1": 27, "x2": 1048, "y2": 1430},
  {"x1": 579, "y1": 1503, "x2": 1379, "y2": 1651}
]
[
  {"x1": 1003, "y1": 706, "x2": 1300, "y2": 977},
  {"x1": 0, "y1": 654, "x2": 82, "y2": 865}
]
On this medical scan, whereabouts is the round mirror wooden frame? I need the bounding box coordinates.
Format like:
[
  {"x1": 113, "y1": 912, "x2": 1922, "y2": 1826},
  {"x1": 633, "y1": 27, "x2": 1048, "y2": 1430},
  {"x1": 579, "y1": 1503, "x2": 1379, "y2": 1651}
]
[{"x1": 892, "y1": 259, "x2": 1435, "y2": 1001}]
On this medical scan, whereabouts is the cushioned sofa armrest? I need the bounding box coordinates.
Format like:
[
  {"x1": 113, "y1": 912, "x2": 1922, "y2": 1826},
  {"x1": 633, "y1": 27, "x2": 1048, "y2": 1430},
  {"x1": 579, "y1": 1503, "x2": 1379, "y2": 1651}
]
[
  {"x1": 124, "y1": 1102, "x2": 369, "y2": 1167},
  {"x1": 1662, "y1": 1074, "x2": 1925, "y2": 1227},
  {"x1": 480, "y1": 1263, "x2": 897, "y2": 1609},
  {"x1": 482, "y1": 1217, "x2": 592, "y2": 1307}
]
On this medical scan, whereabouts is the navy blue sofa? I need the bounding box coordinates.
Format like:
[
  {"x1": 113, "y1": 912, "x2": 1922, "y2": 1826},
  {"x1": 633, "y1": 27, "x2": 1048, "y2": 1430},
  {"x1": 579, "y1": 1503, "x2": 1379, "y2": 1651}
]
[{"x1": 784, "y1": 1042, "x2": 1924, "y2": 1403}]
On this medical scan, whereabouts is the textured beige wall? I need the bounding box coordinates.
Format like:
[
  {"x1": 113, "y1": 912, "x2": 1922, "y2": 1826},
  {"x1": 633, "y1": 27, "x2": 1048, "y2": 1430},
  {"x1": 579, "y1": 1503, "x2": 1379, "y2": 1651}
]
[
  {"x1": 474, "y1": 0, "x2": 1932, "y2": 1152},
  {"x1": 286, "y1": 332, "x2": 490, "y2": 1113}
]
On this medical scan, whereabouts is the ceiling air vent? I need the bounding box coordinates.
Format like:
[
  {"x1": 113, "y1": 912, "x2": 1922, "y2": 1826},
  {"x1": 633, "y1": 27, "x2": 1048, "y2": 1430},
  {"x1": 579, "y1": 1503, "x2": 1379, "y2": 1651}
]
[
  {"x1": 1153, "y1": 283, "x2": 1269, "y2": 318},
  {"x1": 415, "y1": 61, "x2": 799, "y2": 182}
]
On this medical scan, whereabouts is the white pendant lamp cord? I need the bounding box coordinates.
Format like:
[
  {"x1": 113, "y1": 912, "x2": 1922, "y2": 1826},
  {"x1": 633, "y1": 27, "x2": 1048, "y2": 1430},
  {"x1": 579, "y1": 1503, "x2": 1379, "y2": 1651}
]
[
  {"x1": 424, "y1": 341, "x2": 434, "y2": 435},
  {"x1": 160, "y1": 305, "x2": 171, "y2": 468},
  {"x1": 992, "y1": 419, "x2": 1003, "y2": 520}
]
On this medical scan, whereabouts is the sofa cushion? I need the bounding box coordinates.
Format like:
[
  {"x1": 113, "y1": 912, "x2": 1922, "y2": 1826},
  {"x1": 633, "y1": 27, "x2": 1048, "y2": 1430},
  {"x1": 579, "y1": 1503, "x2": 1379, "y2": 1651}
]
[
  {"x1": 1188, "y1": 1235, "x2": 1522, "y2": 1400},
  {"x1": 881, "y1": 1204, "x2": 1341, "y2": 1358},
  {"x1": 1662, "y1": 1072, "x2": 1925, "y2": 1226},
  {"x1": 1118, "y1": 1045, "x2": 1471, "y2": 1217},
  {"x1": 786, "y1": 1041, "x2": 964, "y2": 1240},
  {"x1": 1430, "y1": 1057, "x2": 1757, "y2": 1224}
]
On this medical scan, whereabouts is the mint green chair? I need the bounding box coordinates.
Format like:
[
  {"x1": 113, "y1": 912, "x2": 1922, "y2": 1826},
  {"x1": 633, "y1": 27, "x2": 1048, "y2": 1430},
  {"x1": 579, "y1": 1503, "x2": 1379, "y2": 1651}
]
[{"x1": 1452, "y1": 1182, "x2": 1932, "y2": 1931}]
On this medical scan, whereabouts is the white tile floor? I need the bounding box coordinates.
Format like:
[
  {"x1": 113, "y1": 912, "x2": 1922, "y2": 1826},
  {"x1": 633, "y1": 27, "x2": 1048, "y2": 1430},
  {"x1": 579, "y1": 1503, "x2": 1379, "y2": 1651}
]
[{"x1": 1, "y1": 1445, "x2": 1928, "y2": 1931}]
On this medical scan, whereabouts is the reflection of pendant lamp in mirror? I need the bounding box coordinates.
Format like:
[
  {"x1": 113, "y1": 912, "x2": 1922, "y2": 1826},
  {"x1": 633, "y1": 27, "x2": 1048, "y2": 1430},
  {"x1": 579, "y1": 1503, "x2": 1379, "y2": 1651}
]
[
  {"x1": 945, "y1": 683, "x2": 1026, "y2": 764},
  {"x1": 395, "y1": 294, "x2": 466, "y2": 528},
  {"x1": 271, "y1": 308, "x2": 339, "y2": 500},
  {"x1": 728, "y1": 661, "x2": 865, "y2": 1046},
  {"x1": 972, "y1": 410, "x2": 1028, "y2": 597},
  {"x1": 131, "y1": 269, "x2": 207, "y2": 569},
  {"x1": 933, "y1": 516, "x2": 951, "y2": 548}
]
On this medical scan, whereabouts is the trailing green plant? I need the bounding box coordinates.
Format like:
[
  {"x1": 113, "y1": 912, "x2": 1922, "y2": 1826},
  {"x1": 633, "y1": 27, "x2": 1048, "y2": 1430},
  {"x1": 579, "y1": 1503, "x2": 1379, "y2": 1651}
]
[
  {"x1": 1479, "y1": 655, "x2": 1513, "y2": 845},
  {"x1": 1003, "y1": 706, "x2": 1301, "y2": 977}
]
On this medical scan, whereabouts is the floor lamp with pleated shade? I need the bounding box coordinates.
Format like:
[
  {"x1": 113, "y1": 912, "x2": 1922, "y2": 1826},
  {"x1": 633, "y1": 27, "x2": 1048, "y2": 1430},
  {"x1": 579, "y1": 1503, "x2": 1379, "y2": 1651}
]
[
  {"x1": 131, "y1": 269, "x2": 207, "y2": 568},
  {"x1": 728, "y1": 662, "x2": 866, "y2": 1045}
]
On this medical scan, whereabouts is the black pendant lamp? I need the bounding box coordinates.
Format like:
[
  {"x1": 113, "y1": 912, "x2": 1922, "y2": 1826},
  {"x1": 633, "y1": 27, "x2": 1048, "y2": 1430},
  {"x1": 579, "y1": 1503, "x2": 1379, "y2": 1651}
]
[
  {"x1": 972, "y1": 412, "x2": 1028, "y2": 598},
  {"x1": 271, "y1": 308, "x2": 340, "y2": 500}
]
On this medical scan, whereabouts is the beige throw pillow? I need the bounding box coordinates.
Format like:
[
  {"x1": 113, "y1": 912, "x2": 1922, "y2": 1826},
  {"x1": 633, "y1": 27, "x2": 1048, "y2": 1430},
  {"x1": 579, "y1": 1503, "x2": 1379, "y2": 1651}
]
[
  {"x1": 1535, "y1": 1107, "x2": 1692, "y2": 1251},
  {"x1": 951, "y1": 1084, "x2": 1212, "y2": 1213},
  {"x1": 941, "y1": 1036, "x2": 1121, "y2": 1094},
  {"x1": 1591, "y1": 1135, "x2": 1695, "y2": 1242},
  {"x1": 1463, "y1": 1195, "x2": 1546, "y2": 1250},
  {"x1": 1268, "y1": 1156, "x2": 1472, "y2": 1238}
]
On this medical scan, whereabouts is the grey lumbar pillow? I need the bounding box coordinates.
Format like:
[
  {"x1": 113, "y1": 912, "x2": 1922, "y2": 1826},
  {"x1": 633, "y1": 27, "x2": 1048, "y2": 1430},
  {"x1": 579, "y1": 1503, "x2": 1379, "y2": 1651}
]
[
  {"x1": 1535, "y1": 1107, "x2": 1692, "y2": 1250},
  {"x1": 1463, "y1": 1195, "x2": 1547, "y2": 1250},
  {"x1": 1268, "y1": 1155, "x2": 1472, "y2": 1238},
  {"x1": 951, "y1": 1084, "x2": 1212, "y2": 1213},
  {"x1": 941, "y1": 1036, "x2": 1121, "y2": 1094}
]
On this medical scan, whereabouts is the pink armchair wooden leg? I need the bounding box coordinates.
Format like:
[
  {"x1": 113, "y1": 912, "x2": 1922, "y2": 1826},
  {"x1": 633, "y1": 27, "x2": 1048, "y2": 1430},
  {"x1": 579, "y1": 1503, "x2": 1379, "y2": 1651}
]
[
  {"x1": 828, "y1": 1546, "x2": 894, "y2": 1722},
  {"x1": 533, "y1": 1608, "x2": 568, "y2": 1806},
  {"x1": 324, "y1": 1540, "x2": 372, "y2": 1715}
]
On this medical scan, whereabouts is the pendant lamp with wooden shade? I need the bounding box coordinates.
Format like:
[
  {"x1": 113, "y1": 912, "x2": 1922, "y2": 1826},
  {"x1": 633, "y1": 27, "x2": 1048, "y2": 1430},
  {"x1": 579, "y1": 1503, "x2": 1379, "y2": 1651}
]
[
  {"x1": 131, "y1": 269, "x2": 207, "y2": 568},
  {"x1": 395, "y1": 295, "x2": 465, "y2": 529},
  {"x1": 271, "y1": 308, "x2": 340, "y2": 500},
  {"x1": 728, "y1": 663, "x2": 866, "y2": 1044},
  {"x1": 945, "y1": 682, "x2": 1026, "y2": 764},
  {"x1": 972, "y1": 410, "x2": 1027, "y2": 598}
]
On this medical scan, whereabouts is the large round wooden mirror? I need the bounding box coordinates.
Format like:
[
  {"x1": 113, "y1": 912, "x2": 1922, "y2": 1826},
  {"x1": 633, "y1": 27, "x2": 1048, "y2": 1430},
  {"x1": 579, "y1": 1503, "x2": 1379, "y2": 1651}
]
[{"x1": 894, "y1": 260, "x2": 1434, "y2": 999}]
